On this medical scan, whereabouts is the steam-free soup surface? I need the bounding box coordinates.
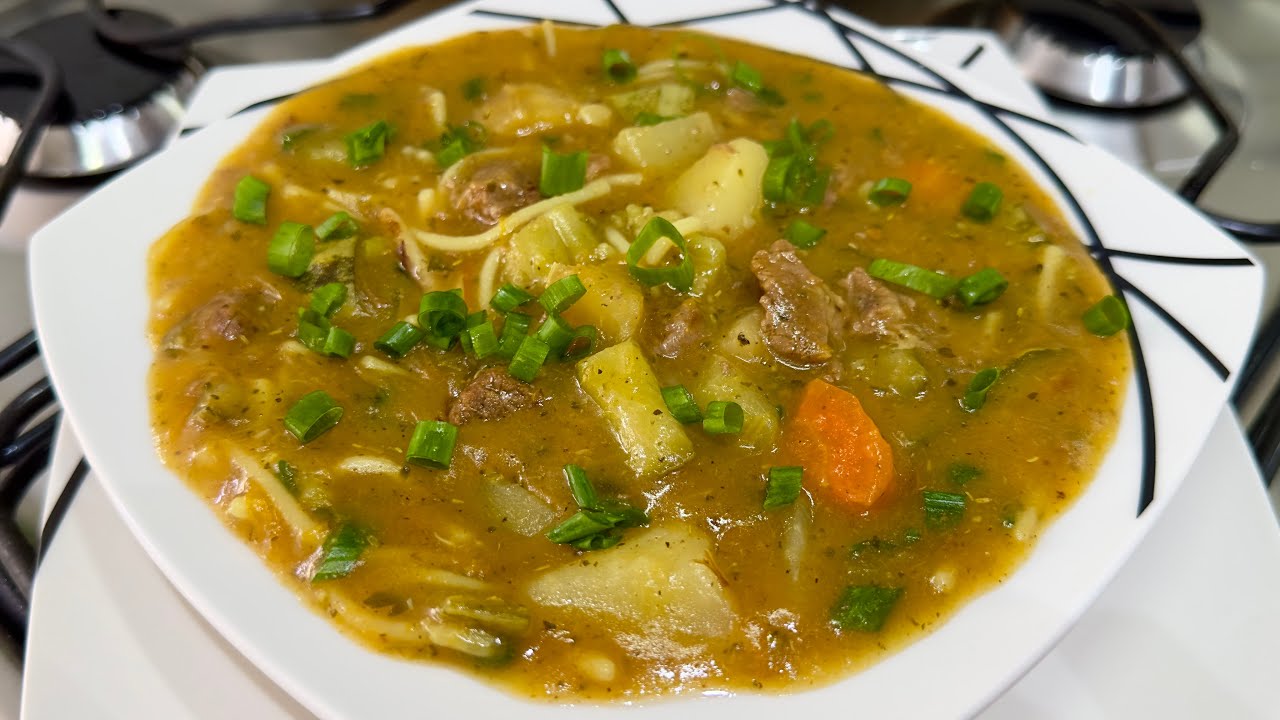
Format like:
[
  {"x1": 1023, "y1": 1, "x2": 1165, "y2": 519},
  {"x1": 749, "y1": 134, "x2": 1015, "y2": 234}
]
[{"x1": 148, "y1": 25, "x2": 1128, "y2": 699}]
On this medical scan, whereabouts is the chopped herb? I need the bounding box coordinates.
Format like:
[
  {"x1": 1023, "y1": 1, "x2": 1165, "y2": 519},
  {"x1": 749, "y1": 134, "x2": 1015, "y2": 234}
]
[
  {"x1": 539, "y1": 146, "x2": 588, "y2": 197},
  {"x1": 540, "y1": 274, "x2": 587, "y2": 315},
  {"x1": 312, "y1": 524, "x2": 369, "y2": 581},
  {"x1": 461, "y1": 76, "x2": 486, "y2": 102},
  {"x1": 344, "y1": 120, "x2": 392, "y2": 167},
  {"x1": 274, "y1": 460, "x2": 297, "y2": 494},
  {"x1": 923, "y1": 490, "x2": 966, "y2": 528},
  {"x1": 763, "y1": 466, "x2": 803, "y2": 509},
  {"x1": 831, "y1": 584, "x2": 903, "y2": 632},
  {"x1": 1082, "y1": 295, "x2": 1130, "y2": 337},
  {"x1": 961, "y1": 367, "x2": 1000, "y2": 411},
  {"x1": 633, "y1": 111, "x2": 676, "y2": 126},
  {"x1": 948, "y1": 463, "x2": 983, "y2": 486},
  {"x1": 601, "y1": 48, "x2": 637, "y2": 83},
  {"x1": 267, "y1": 222, "x2": 315, "y2": 278},
  {"x1": 232, "y1": 176, "x2": 270, "y2": 225},
  {"x1": 430, "y1": 122, "x2": 486, "y2": 168},
  {"x1": 626, "y1": 216, "x2": 695, "y2": 292},
  {"x1": 315, "y1": 211, "x2": 359, "y2": 241},
  {"x1": 284, "y1": 390, "x2": 343, "y2": 443},
  {"x1": 660, "y1": 385, "x2": 702, "y2": 424},
  {"x1": 784, "y1": 219, "x2": 826, "y2": 249}
]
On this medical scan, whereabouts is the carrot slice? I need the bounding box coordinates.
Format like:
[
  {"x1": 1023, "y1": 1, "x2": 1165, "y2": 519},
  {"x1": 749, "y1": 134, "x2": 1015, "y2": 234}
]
[{"x1": 786, "y1": 379, "x2": 894, "y2": 509}]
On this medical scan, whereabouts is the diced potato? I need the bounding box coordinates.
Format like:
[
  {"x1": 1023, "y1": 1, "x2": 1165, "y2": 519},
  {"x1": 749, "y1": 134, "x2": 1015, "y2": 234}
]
[
  {"x1": 504, "y1": 206, "x2": 597, "y2": 288},
  {"x1": 577, "y1": 340, "x2": 694, "y2": 480},
  {"x1": 864, "y1": 348, "x2": 929, "y2": 396},
  {"x1": 670, "y1": 139, "x2": 768, "y2": 239},
  {"x1": 475, "y1": 83, "x2": 578, "y2": 136},
  {"x1": 719, "y1": 309, "x2": 771, "y2": 366},
  {"x1": 549, "y1": 264, "x2": 644, "y2": 344},
  {"x1": 483, "y1": 476, "x2": 557, "y2": 537},
  {"x1": 687, "y1": 234, "x2": 725, "y2": 296},
  {"x1": 612, "y1": 112, "x2": 718, "y2": 173},
  {"x1": 607, "y1": 83, "x2": 695, "y2": 121},
  {"x1": 692, "y1": 355, "x2": 779, "y2": 450},
  {"x1": 526, "y1": 524, "x2": 735, "y2": 641}
]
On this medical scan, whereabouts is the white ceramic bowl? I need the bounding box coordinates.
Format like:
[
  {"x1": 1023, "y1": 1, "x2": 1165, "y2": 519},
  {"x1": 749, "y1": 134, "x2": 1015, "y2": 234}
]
[{"x1": 29, "y1": 1, "x2": 1264, "y2": 718}]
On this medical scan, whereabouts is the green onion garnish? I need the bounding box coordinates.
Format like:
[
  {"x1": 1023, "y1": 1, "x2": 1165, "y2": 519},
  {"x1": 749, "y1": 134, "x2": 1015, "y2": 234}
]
[
  {"x1": 321, "y1": 326, "x2": 355, "y2": 358},
  {"x1": 406, "y1": 419, "x2": 458, "y2": 469},
  {"x1": 432, "y1": 122, "x2": 486, "y2": 168},
  {"x1": 490, "y1": 283, "x2": 536, "y2": 313},
  {"x1": 564, "y1": 464, "x2": 598, "y2": 509},
  {"x1": 534, "y1": 314, "x2": 574, "y2": 357},
  {"x1": 962, "y1": 181, "x2": 1003, "y2": 221},
  {"x1": 867, "y1": 258, "x2": 957, "y2": 299},
  {"x1": 297, "y1": 309, "x2": 329, "y2": 352},
  {"x1": 784, "y1": 219, "x2": 826, "y2": 249},
  {"x1": 562, "y1": 325, "x2": 598, "y2": 361},
  {"x1": 763, "y1": 466, "x2": 803, "y2": 509},
  {"x1": 267, "y1": 222, "x2": 315, "y2": 278},
  {"x1": 344, "y1": 120, "x2": 391, "y2": 168},
  {"x1": 507, "y1": 335, "x2": 550, "y2": 383},
  {"x1": 418, "y1": 290, "x2": 468, "y2": 344},
  {"x1": 546, "y1": 502, "x2": 649, "y2": 549},
  {"x1": 660, "y1": 385, "x2": 702, "y2": 424},
  {"x1": 571, "y1": 533, "x2": 623, "y2": 551},
  {"x1": 626, "y1": 216, "x2": 695, "y2": 292},
  {"x1": 539, "y1": 146, "x2": 588, "y2": 197},
  {"x1": 730, "y1": 60, "x2": 785, "y2": 105},
  {"x1": 314, "y1": 211, "x2": 358, "y2": 241},
  {"x1": 539, "y1": 274, "x2": 587, "y2": 315},
  {"x1": 762, "y1": 155, "x2": 795, "y2": 204},
  {"x1": 284, "y1": 390, "x2": 343, "y2": 443},
  {"x1": 1082, "y1": 295, "x2": 1130, "y2": 337},
  {"x1": 467, "y1": 320, "x2": 500, "y2": 359},
  {"x1": 374, "y1": 321, "x2": 425, "y2": 358},
  {"x1": 601, "y1": 48, "x2": 637, "y2": 83},
  {"x1": 868, "y1": 177, "x2": 912, "y2": 206},
  {"x1": 496, "y1": 312, "x2": 532, "y2": 360},
  {"x1": 546, "y1": 511, "x2": 616, "y2": 544},
  {"x1": 830, "y1": 584, "x2": 903, "y2": 632},
  {"x1": 956, "y1": 267, "x2": 1008, "y2": 307},
  {"x1": 311, "y1": 524, "x2": 368, "y2": 582},
  {"x1": 961, "y1": 367, "x2": 1000, "y2": 412},
  {"x1": 702, "y1": 400, "x2": 744, "y2": 435},
  {"x1": 274, "y1": 459, "x2": 297, "y2": 494},
  {"x1": 280, "y1": 124, "x2": 319, "y2": 151},
  {"x1": 310, "y1": 282, "x2": 347, "y2": 318},
  {"x1": 924, "y1": 490, "x2": 966, "y2": 528},
  {"x1": 232, "y1": 175, "x2": 270, "y2": 225},
  {"x1": 949, "y1": 463, "x2": 983, "y2": 486},
  {"x1": 633, "y1": 112, "x2": 674, "y2": 126},
  {"x1": 461, "y1": 76, "x2": 486, "y2": 102},
  {"x1": 457, "y1": 311, "x2": 485, "y2": 356}
]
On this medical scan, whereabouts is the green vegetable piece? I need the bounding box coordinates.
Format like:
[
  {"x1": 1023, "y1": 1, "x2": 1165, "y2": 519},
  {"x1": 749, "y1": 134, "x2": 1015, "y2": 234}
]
[
  {"x1": 961, "y1": 367, "x2": 1000, "y2": 412},
  {"x1": 312, "y1": 524, "x2": 369, "y2": 582},
  {"x1": 660, "y1": 385, "x2": 702, "y2": 424},
  {"x1": 539, "y1": 146, "x2": 588, "y2": 197},
  {"x1": 868, "y1": 176, "x2": 912, "y2": 206},
  {"x1": 831, "y1": 584, "x2": 903, "y2": 632},
  {"x1": 1082, "y1": 295, "x2": 1130, "y2": 337},
  {"x1": 784, "y1": 219, "x2": 826, "y2": 249},
  {"x1": 274, "y1": 460, "x2": 297, "y2": 494},
  {"x1": 763, "y1": 466, "x2": 803, "y2": 510},
  {"x1": 310, "y1": 282, "x2": 347, "y2": 318},
  {"x1": 703, "y1": 400, "x2": 744, "y2": 435},
  {"x1": 315, "y1": 211, "x2": 359, "y2": 241},
  {"x1": 962, "y1": 181, "x2": 1003, "y2": 221},
  {"x1": 956, "y1": 267, "x2": 1008, "y2": 307},
  {"x1": 406, "y1": 420, "x2": 459, "y2": 470},
  {"x1": 867, "y1": 258, "x2": 957, "y2": 299},
  {"x1": 345, "y1": 120, "x2": 391, "y2": 167},
  {"x1": 924, "y1": 490, "x2": 967, "y2": 528},
  {"x1": 626, "y1": 216, "x2": 695, "y2": 292},
  {"x1": 284, "y1": 390, "x2": 343, "y2": 443},
  {"x1": 948, "y1": 463, "x2": 983, "y2": 486},
  {"x1": 602, "y1": 48, "x2": 637, "y2": 83},
  {"x1": 232, "y1": 175, "x2": 270, "y2": 225},
  {"x1": 267, "y1": 222, "x2": 315, "y2": 278}
]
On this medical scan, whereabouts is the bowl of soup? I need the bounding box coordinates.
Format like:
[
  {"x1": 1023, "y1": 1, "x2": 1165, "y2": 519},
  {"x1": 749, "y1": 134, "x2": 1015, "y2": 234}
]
[{"x1": 29, "y1": 1, "x2": 1262, "y2": 718}]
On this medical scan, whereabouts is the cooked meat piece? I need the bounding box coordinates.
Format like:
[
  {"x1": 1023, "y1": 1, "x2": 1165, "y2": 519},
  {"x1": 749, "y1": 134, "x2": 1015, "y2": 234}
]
[
  {"x1": 452, "y1": 161, "x2": 541, "y2": 226},
  {"x1": 447, "y1": 368, "x2": 541, "y2": 425},
  {"x1": 750, "y1": 240, "x2": 840, "y2": 369},
  {"x1": 650, "y1": 298, "x2": 706, "y2": 359},
  {"x1": 840, "y1": 267, "x2": 913, "y2": 337},
  {"x1": 162, "y1": 289, "x2": 278, "y2": 351}
]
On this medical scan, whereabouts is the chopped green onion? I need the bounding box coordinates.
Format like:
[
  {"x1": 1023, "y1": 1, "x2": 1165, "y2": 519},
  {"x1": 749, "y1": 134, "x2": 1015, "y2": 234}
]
[
  {"x1": 432, "y1": 122, "x2": 486, "y2": 168},
  {"x1": 310, "y1": 282, "x2": 347, "y2": 318},
  {"x1": 562, "y1": 325, "x2": 598, "y2": 361},
  {"x1": 762, "y1": 155, "x2": 795, "y2": 204},
  {"x1": 831, "y1": 584, "x2": 903, "y2": 632},
  {"x1": 539, "y1": 146, "x2": 588, "y2": 197},
  {"x1": 867, "y1": 258, "x2": 957, "y2": 299},
  {"x1": 489, "y1": 283, "x2": 535, "y2": 313},
  {"x1": 949, "y1": 463, "x2": 983, "y2": 486},
  {"x1": 321, "y1": 326, "x2": 356, "y2": 358},
  {"x1": 924, "y1": 490, "x2": 966, "y2": 528},
  {"x1": 626, "y1": 216, "x2": 695, "y2": 292},
  {"x1": 601, "y1": 48, "x2": 637, "y2": 83},
  {"x1": 956, "y1": 268, "x2": 1008, "y2": 307},
  {"x1": 461, "y1": 76, "x2": 486, "y2": 102},
  {"x1": 534, "y1": 314, "x2": 574, "y2": 357},
  {"x1": 418, "y1": 290, "x2": 468, "y2": 343},
  {"x1": 564, "y1": 464, "x2": 597, "y2": 509},
  {"x1": 508, "y1": 335, "x2": 550, "y2": 383},
  {"x1": 539, "y1": 275, "x2": 587, "y2": 315},
  {"x1": 232, "y1": 175, "x2": 270, "y2": 225},
  {"x1": 267, "y1": 222, "x2": 315, "y2": 279},
  {"x1": 311, "y1": 524, "x2": 368, "y2": 582},
  {"x1": 633, "y1": 112, "x2": 675, "y2": 126},
  {"x1": 315, "y1": 211, "x2": 358, "y2": 241},
  {"x1": 284, "y1": 390, "x2": 343, "y2": 443},
  {"x1": 962, "y1": 181, "x2": 1003, "y2": 221},
  {"x1": 961, "y1": 367, "x2": 1000, "y2": 412},
  {"x1": 730, "y1": 60, "x2": 765, "y2": 93},
  {"x1": 496, "y1": 312, "x2": 532, "y2": 360},
  {"x1": 1082, "y1": 295, "x2": 1130, "y2": 337},
  {"x1": 467, "y1": 320, "x2": 500, "y2": 359},
  {"x1": 546, "y1": 511, "x2": 615, "y2": 544},
  {"x1": 280, "y1": 124, "x2": 319, "y2": 151},
  {"x1": 868, "y1": 177, "x2": 912, "y2": 206},
  {"x1": 375, "y1": 321, "x2": 425, "y2": 358},
  {"x1": 763, "y1": 466, "x2": 803, "y2": 510},
  {"x1": 570, "y1": 533, "x2": 622, "y2": 550},
  {"x1": 546, "y1": 500, "x2": 649, "y2": 549},
  {"x1": 274, "y1": 459, "x2": 297, "y2": 494},
  {"x1": 784, "y1": 219, "x2": 826, "y2": 249},
  {"x1": 702, "y1": 400, "x2": 744, "y2": 435},
  {"x1": 660, "y1": 385, "x2": 702, "y2": 424},
  {"x1": 344, "y1": 120, "x2": 391, "y2": 168},
  {"x1": 457, "y1": 311, "x2": 486, "y2": 356},
  {"x1": 297, "y1": 309, "x2": 329, "y2": 352},
  {"x1": 406, "y1": 420, "x2": 459, "y2": 470}
]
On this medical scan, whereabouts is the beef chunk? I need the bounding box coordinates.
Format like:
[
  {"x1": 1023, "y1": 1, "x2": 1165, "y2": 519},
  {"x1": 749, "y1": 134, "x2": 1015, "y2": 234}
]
[
  {"x1": 749, "y1": 240, "x2": 840, "y2": 369},
  {"x1": 447, "y1": 368, "x2": 541, "y2": 425},
  {"x1": 452, "y1": 161, "x2": 541, "y2": 226},
  {"x1": 840, "y1": 267, "x2": 913, "y2": 337},
  {"x1": 162, "y1": 289, "x2": 277, "y2": 351},
  {"x1": 650, "y1": 298, "x2": 706, "y2": 359}
]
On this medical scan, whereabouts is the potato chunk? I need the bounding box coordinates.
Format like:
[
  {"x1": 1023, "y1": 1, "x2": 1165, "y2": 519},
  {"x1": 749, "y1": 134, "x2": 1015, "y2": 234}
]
[
  {"x1": 526, "y1": 524, "x2": 735, "y2": 644},
  {"x1": 670, "y1": 138, "x2": 768, "y2": 239},
  {"x1": 504, "y1": 205, "x2": 597, "y2": 288},
  {"x1": 693, "y1": 354, "x2": 779, "y2": 450},
  {"x1": 577, "y1": 340, "x2": 694, "y2": 479},
  {"x1": 612, "y1": 112, "x2": 718, "y2": 173},
  {"x1": 475, "y1": 83, "x2": 578, "y2": 136},
  {"x1": 549, "y1": 264, "x2": 644, "y2": 345}
]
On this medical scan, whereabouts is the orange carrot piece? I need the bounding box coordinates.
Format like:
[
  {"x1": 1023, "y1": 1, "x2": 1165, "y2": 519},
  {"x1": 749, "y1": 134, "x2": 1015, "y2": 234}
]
[
  {"x1": 897, "y1": 158, "x2": 958, "y2": 207},
  {"x1": 786, "y1": 379, "x2": 894, "y2": 509}
]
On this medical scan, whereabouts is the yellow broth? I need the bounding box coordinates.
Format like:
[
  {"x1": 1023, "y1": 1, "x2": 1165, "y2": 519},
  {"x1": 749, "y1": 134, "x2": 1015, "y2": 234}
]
[{"x1": 147, "y1": 25, "x2": 1129, "y2": 699}]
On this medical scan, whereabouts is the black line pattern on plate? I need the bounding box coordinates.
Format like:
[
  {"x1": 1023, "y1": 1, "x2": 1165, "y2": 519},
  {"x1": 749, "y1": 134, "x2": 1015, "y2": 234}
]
[
  {"x1": 1098, "y1": 248, "x2": 1255, "y2": 266},
  {"x1": 470, "y1": 9, "x2": 594, "y2": 26},
  {"x1": 959, "y1": 43, "x2": 985, "y2": 69},
  {"x1": 1116, "y1": 276, "x2": 1230, "y2": 380},
  {"x1": 601, "y1": 0, "x2": 628, "y2": 24}
]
